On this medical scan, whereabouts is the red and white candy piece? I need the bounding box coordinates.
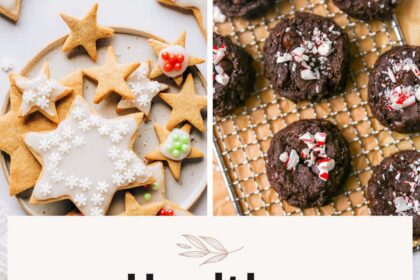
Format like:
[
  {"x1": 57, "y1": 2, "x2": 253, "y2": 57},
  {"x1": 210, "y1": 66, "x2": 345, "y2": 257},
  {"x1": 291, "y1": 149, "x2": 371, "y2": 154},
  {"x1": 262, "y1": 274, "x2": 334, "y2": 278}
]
[
  {"x1": 317, "y1": 158, "x2": 335, "y2": 182},
  {"x1": 386, "y1": 86, "x2": 417, "y2": 111},
  {"x1": 299, "y1": 132, "x2": 315, "y2": 149},
  {"x1": 314, "y1": 132, "x2": 326, "y2": 145},
  {"x1": 214, "y1": 65, "x2": 230, "y2": 85},
  {"x1": 279, "y1": 149, "x2": 299, "y2": 171},
  {"x1": 394, "y1": 196, "x2": 414, "y2": 214},
  {"x1": 213, "y1": 44, "x2": 227, "y2": 65}
]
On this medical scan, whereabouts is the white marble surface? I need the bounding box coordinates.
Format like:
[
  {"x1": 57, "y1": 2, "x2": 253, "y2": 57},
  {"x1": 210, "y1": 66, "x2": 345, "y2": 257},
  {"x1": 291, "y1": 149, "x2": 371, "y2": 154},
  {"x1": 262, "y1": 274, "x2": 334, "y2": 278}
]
[{"x1": 0, "y1": 0, "x2": 207, "y2": 215}]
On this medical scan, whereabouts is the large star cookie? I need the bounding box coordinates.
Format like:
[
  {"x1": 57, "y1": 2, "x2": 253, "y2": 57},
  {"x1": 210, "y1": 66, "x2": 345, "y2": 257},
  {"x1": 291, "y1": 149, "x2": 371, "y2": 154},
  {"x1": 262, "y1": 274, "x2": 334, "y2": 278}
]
[
  {"x1": 83, "y1": 46, "x2": 139, "y2": 104},
  {"x1": 0, "y1": 0, "x2": 20, "y2": 21},
  {"x1": 10, "y1": 62, "x2": 73, "y2": 123},
  {"x1": 160, "y1": 73, "x2": 207, "y2": 132},
  {"x1": 148, "y1": 31, "x2": 205, "y2": 86},
  {"x1": 157, "y1": 0, "x2": 207, "y2": 39},
  {"x1": 122, "y1": 192, "x2": 192, "y2": 216},
  {"x1": 145, "y1": 123, "x2": 203, "y2": 180},
  {"x1": 0, "y1": 71, "x2": 83, "y2": 195},
  {"x1": 60, "y1": 3, "x2": 114, "y2": 61},
  {"x1": 24, "y1": 96, "x2": 154, "y2": 216},
  {"x1": 116, "y1": 61, "x2": 168, "y2": 116}
]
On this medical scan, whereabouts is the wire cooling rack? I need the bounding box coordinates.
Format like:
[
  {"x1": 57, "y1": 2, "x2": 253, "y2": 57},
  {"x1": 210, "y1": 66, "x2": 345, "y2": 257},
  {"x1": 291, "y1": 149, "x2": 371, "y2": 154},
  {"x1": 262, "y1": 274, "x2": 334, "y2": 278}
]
[{"x1": 212, "y1": 0, "x2": 420, "y2": 249}]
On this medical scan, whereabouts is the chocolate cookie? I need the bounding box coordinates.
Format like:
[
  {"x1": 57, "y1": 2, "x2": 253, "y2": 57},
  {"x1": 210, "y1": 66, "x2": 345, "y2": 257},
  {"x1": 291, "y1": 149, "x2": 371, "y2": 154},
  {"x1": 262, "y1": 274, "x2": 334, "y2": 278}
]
[
  {"x1": 266, "y1": 119, "x2": 350, "y2": 208},
  {"x1": 263, "y1": 12, "x2": 350, "y2": 102},
  {"x1": 213, "y1": 33, "x2": 256, "y2": 116},
  {"x1": 368, "y1": 45, "x2": 420, "y2": 133},
  {"x1": 214, "y1": 0, "x2": 275, "y2": 18},
  {"x1": 333, "y1": 0, "x2": 401, "y2": 21},
  {"x1": 367, "y1": 150, "x2": 420, "y2": 237}
]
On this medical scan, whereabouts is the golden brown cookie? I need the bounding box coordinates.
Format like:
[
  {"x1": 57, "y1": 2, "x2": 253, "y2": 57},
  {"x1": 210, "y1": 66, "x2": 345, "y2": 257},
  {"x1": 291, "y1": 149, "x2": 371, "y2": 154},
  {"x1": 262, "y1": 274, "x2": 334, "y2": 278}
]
[
  {"x1": 148, "y1": 31, "x2": 205, "y2": 86},
  {"x1": 0, "y1": 0, "x2": 20, "y2": 22},
  {"x1": 25, "y1": 96, "x2": 155, "y2": 216},
  {"x1": 10, "y1": 62, "x2": 73, "y2": 123},
  {"x1": 160, "y1": 73, "x2": 207, "y2": 132},
  {"x1": 0, "y1": 71, "x2": 83, "y2": 196},
  {"x1": 145, "y1": 123, "x2": 203, "y2": 180},
  {"x1": 122, "y1": 192, "x2": 192, "y2": 216},
  {"x1": 132, "y1": 162, "x2": 166, "y2": 205},
  {"x1": 83, "y1": 46, "x2": 139, "y2": 104},
  {"x1": 60, "y1": 3, "x2": 114, "y2": 61},
  {"x1": 157, "y1": 0, "x2": 207, "y2": 39}
]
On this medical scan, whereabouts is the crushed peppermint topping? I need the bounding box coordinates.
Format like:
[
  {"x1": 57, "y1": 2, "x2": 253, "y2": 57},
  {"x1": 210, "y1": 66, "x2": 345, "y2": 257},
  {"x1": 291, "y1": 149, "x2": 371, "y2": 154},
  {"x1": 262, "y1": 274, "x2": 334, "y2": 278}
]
[
  {"x1": 276, "y1": 27, "x2": 335, "y2": 81},
  {"x1": 213, "y1": 44, "x2": 230, "y2": 86},
  {"x1": 279, "y1": 131, "x2": 335, "y2": 181},
  {"x1": 382, "y1": 56, "x2": 420, "y2": 111}
]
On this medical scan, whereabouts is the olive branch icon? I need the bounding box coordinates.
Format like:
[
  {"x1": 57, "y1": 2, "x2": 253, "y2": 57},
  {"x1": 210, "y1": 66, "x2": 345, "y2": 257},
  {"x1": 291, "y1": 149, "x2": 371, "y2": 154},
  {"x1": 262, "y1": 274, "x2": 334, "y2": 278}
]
[{"x1": 177, "y1": 234, "x2": 244, "y2": 266}]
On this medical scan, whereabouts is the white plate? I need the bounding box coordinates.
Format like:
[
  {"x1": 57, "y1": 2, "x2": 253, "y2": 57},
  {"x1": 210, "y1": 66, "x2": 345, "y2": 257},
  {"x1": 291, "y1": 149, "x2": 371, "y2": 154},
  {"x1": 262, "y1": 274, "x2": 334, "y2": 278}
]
[{"x1": 0, "y1": 27, "x2": 207, "y2": 215}]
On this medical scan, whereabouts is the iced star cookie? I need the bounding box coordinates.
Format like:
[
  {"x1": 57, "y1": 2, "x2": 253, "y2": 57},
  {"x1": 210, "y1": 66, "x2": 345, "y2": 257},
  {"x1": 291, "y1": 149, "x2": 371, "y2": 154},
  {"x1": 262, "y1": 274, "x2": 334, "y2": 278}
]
[
  {"x1": 122, "y1": 192, "x2": 192, "y2": 216},
  {"x1": 145, "y1": 123, "x2": 204, "y2": 180},
  {"x1": 0, "y1": 71, "x2": 83, "y2": 195},
  {"x1": 148, "y1": 31, "x2": 205, "y2": 86},
  {"x1": 116, "y1": 61, "x2": 168, "y2": 116},
  {"x1": 10, "y1": 63, "x2": 73, "y2": 123},
  {"x1": 157, "y1": 0, "x2": 207, "y2": 38},
  {"x1": 83, "y1": 46, "x2": 139, "y2": 104},
  {"x1": 24, "y1": 96, "x2": 154, "y2": 216},
  {"x1": 60, "y1": 3, "x2": 114, "y2": 61},
  {"x1": 132, "y1": 162, "x2": 166, "y2": 205},
  {"x1": 160, "y1": 74, "x2": 207, "y2": 132},
  {"x1": 368, "y1": 45, "x2": 420, "y2": 133},
  {"x1": 0, "y1": 0, "x2": 20, "y2": 22}
]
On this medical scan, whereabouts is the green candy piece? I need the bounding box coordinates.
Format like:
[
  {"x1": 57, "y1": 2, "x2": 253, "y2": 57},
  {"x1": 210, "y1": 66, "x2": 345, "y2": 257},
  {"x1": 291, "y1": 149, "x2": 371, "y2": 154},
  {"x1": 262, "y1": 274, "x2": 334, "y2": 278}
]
[
  {"x1": 174, "y1": 141, "x2": 182, "y2": 150},
  {"x1": 166, "y1": 144, "x2": 172, "y2": 153},
  {"x1": 172, "y1": 149, "x2": 180, "y2": 158},
  {"x1": 144, "y1": 193, "x2": 152, "y2": 201},
  {"x1": 151, "y1": 184, "x2": 159, "y2": 190},
  {"x1": 181, "y1": 135, "x2": 189, "y2": 144},
  {"x1": 181, "y1": 144, "x2": 189, "y2": 152},
  {"x1": 172, "y1": 134, "x2": 180, "y2": 141}
]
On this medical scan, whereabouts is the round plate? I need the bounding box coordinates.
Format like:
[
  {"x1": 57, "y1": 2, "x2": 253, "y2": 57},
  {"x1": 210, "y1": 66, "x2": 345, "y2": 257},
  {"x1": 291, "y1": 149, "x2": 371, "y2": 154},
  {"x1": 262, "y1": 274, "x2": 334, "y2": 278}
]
[{"x1": 0, "y1": 27, "x2": 207, "y2": 215}]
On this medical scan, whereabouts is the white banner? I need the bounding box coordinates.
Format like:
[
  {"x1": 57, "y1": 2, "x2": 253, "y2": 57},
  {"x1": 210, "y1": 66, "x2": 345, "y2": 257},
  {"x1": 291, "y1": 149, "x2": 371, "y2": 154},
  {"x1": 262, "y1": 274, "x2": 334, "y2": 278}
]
[{"x1": 8, "y1": 217, "x2": 412, "y2": 280}]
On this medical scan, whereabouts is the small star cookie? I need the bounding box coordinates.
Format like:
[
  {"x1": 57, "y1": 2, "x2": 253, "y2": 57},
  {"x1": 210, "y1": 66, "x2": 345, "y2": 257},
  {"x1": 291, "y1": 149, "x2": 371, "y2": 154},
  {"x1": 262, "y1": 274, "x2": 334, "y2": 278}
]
[
  {"x1": 160, "y1": 73, "x2": 207, "y2": 132},
  {"x1": 10, "y1": 62, "x2": 73, "y2": 123},
  {"x1": 24, "y1": 96, "x2": 154, "y2": 216},
  {"x1": 0, "y1": 0, "x2": 20, "y2": 22},
  {"x1": 157, "y1": 0, "x2": 207, "y2": 39},
  {"x1": 145, "y1": 123, "x2": 203, "y2": 180},
  {"x1": 122, "y1": 192, "x2": 192, "y2": 216},
  {"x1": 148, "y1": 31, "x2": 205, "y2": 86},
  {"x1": 60, "y1": 3, "x2": 114, "y2": 61},
  {"x1": 116, "y1": 61, "x2": 168, "y2": 116},
  {"x1": 83, "y1": 46, "x2": 139, "y2": 104},
  {"x1": 132, "y1": 162, "x2": 166, "y2": 205},
  {"x1": 0, "y1": 71, "x2": 83, "y2": 196}
]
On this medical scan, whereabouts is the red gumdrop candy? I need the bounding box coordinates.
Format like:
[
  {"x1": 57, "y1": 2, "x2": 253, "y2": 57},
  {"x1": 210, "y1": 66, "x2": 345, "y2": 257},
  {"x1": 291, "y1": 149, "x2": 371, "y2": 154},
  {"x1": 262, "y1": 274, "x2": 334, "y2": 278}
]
[
  {"x1": 163, "y1": 63, "x2": 173, "y2": 72},
  {"x1": 161, "y1": 52, "x2": 169, "y2": 60}
]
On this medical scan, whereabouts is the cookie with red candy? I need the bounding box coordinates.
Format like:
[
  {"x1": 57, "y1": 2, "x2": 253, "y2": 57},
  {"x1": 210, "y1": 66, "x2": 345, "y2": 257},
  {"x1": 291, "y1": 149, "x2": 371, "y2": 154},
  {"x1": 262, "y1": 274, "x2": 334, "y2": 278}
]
[
  {"x1": 266, "y1": 119, "x2": 350, "y2": 208},
  {"x1": 368, "y1": 45, "x2": 420, "y2": 133}
]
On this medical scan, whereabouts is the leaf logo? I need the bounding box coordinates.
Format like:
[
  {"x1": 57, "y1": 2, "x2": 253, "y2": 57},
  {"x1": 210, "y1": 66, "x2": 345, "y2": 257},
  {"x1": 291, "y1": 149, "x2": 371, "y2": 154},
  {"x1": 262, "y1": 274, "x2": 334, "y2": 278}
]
[{"x1": 177, "y1": 234, "x2": 243, "y2": 266}]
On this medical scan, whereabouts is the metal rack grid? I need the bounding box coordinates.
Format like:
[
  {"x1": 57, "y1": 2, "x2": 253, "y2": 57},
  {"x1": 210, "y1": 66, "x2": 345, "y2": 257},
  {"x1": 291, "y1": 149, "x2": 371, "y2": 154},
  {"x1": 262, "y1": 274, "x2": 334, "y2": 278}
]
[{"x1": 212, "y1": 0, "x2": 420, "y2": 249}]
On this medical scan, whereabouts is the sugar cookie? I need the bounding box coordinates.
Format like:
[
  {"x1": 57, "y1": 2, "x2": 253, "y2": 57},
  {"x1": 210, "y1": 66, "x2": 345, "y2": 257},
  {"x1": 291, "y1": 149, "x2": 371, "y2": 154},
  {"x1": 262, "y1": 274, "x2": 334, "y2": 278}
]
[
  {"x1": 24, "y1": 96, "x2": 154, "y2": 216},
  {"x1": 0, "y1": 0, "x2": 20, "y2": 22},
  {"x1": 60, "y1": 3, "x2": 114, "y2": 61}
]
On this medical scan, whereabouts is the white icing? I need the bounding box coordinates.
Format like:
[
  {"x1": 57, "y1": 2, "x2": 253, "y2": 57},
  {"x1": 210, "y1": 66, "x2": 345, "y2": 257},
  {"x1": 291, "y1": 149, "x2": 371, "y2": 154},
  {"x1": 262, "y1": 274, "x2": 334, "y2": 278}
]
[
  {"x1": 14, "y1": 68, "x2": 70, "y2": 118},
  {"x1": 0, "y1": 58, "x2": 13, "y2": 73},
  {"x1": 117, "y1": 63, "x2": 168, "y2": 115},
  {"x1": 213, "y1": 6, "x2": 226, "y2": 23},
  {"x1": 172, "y1": 0, "x2": 207, "y2": 27},
  {"x1": 0, "y1": 0, "x2": 17, "y2": 10},
  {"x1": 158, "y1": 45, "x2": 189, "y2": 78},
  {"x1": 160, "y1": 129, "x2": 191, "y2": 161},
  {"x1": 213, "y1": 44, "x2": 230, "y2": 86},
  {"x1": 24, "y1": 96, "x2": 152, "y2": 216}
]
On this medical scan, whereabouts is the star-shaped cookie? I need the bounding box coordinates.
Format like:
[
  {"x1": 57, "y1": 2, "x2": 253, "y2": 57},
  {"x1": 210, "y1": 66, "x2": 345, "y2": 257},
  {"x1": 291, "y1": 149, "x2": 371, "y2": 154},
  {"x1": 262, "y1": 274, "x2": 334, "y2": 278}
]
[
  {"x1": 10, "y1": 62, "x2": 73, "y2": 123},
  {"x1": 158, "y1": 0, "x2": 207, "y2": 39},
  {"x1": 145, "y1": 123, "x2": 203, "y2": 180},
  {"x1": 0, "y1": 0, "x2": 20, "y2": 22},
  {"x1": 122, "y1": 192, "x2": 192, "y2": 216},
  {"x1": 148, "y1": 31, "x2": 205, "y2": 86},
  {"x1": 60, "y1": 3, "x2": 114, "y2": 61},
  {"x1": 83, "y1": 46, "x2": 139, "y2": 104},
  {"x1": 160, "y1": 73, "x2": 207, "y2": 132},
  {"x1": 116, "y1": 61, "x2": 168, "y2": 116},
  {"x1": 0, "y1": 70, "x2": 83, "y2": 196},
  {"x1": 24, "y1": 96, "x2": 154, "y2": 216}
]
